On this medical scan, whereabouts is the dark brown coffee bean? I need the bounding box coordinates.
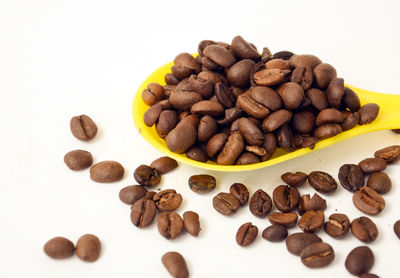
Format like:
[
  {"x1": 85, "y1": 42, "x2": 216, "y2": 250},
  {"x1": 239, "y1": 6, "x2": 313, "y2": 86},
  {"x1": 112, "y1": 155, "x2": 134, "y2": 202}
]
[
  {"x1": 229, "y1": 183, "x2": 249, "y2": 206},
  {"x1": 90, "y1": 161, "x2": 124, "y2": 183},
  {"x1": 305, "y1": 88, "x2": 329, "y2": 111},
  {"x1": 263, "y1": 132, "x2": 277, "y2": 156},
  {"x1": 360, "y1": 273, "x2": 380, "y2": 278},
  {"x1": 236, "y1": 222, "x2": 258, "y2": 247},
  {"x1": 277, "y1": 82, "x2": 304, "y2": 110},
  {"x1": 291, "y1": 110, "x2": 315, "y2": 134},
  {"x1": 198, "y1": 40, "x2": 216, "y2": 56},
  {"x1": 338, "y1": 164, "x2": 365, "y2": 192},
  {"x1": 249, "y1": 189, "x2": 272, "y2": 217},
  {"x1": 268, "y1": 212, "x2": 298, "y2": 227},
  {"x1": 359, "y1": 103, "x2": 380, "y2": 124},
  {"x1": 392, "y1": 129, "x2": 400, "y2": 134},
  {"x1": 341, "y1": 111, "x2": 360, "y2": 131},
  {"x1": 298, "y1": 193, "x2": 327, "y2": 215},
  {"x1": 298, "y1": 210, "x2": 325, "y2": 233},
  {"x1": 326, "y1": 78, "x2": 344, "y2": 108},
  {"x1": 144, "y1": 104, "x2": 162, "y2": 127},
  {"x1": 119, "y1": 185, "x2": 147, "y2": 205},
  {"x1": 249, "y1": 86, "x2": 282, "y2": 111},
  {"x1": 161, "y1": 251, "x2": 189, "y2": 278},
  {"x1": 286, "y1": 232, "x2": 322, "y2": 255},
  {"x1": 133, "y1": 164, "x2": 161, "y2": 187},
  {"x1": 75, "y1": 234, "x2": 101, "y2": 262},
  {"x1": 142, "y1": 83, "x2": 165, "y2": 106},
  {"x1": 324, "y1": 213, "x2": 350, "y2": 238},
  {"x1": 150, "y1": 156, "x2": 178, "y2": 175},
  {"x1": 359, "y1": 158, "x2": 387, "y2": 174},
  {"x1": 394, "y1": 220, "x2": 400, "y2": 239},
  {"x1": 353, "y1": 187, "x2": 385, "y2": 215},
  {"x1": 189, "y1": 74, "x2": 213, "y2": 98},
  {"x1": 215, "y1": 82, "x2": 235, "y2": 108},
  {"x1": 158, "y1": 212, "x2": 184, "y2": 240},
  {"x1": 273, "y1": 50, "x2": 294, "y2": 60},
  {"x1": 253, "y1": 68, "x2": 290, "y2": 86},
  {"x1": 171, "y1": 65, "x2": 193, "y2": 80},
  {"x1": 188, "y1": 174, "x2": 216, "y2": 194},
  {"x1": 185, "y1": 145, "x2": 208, "y2": 162},
  {"x1": 262, "y1": 225, "x2": 288, "y2": 242},
  {"x1": 203, "y1": 45, "x2": 236, "y2": 68},
  {"x1": 281, "y1": 172, "x2": 308, "y2": 187},
  {"x1": 231, "y1": 35, "x2": 259, "y2": 60},
  {"x1": 237, "y1": 93, "x2": 270, "y2": 119},
  {"x1": 183, "y1": 211, "x2": 200, "y2": 237},
  {"x1": 312, "y1": 63, "x2": 337, "y2": 89},
  {"x1": 293, "y1": 134, "x2": 318, "y2": 149},
  {"x1": 43, "y1": 237, "x2": 75, "y2": 259},
  {"x1": 374, "y1": 145, "x2": 400, "y2": 163},
  {"x1": 227, "y1": 59, "x2": 255, "y2": 87},
  {"x1": 314, "y1": 123, "x2": 342, "y2": 139},
  {"x1": 261, "y1": 109, "x2": 292, "y2": 132},
  {"x1": 174, "y1": 52, "x2": 200, "y2": 73},
  {"x1": 289, "y1": 54, "x2": 321, "y2": 69},
  {"x1": 265, "y1": 58, "x2": 290, "y2": 70},
  {"x1": 165, "y1": 73, "x2": 180, "y2": 85},
  {"x1": 130, "y1": 199, "x2": 156, "y2": 227},
  {"x1": 367, "y1": 172, "x2": 391, "y2": 194},
  {"x1": 70, "y1": 115, "x2": 98, "y2": 141},
  {"x1": 236, "y1": 151, "x2": 262, "y2": 164},
  {"x1": 153, "y1": 189, "x2": 182, "y2": 212},
  {"x1": 175, "y1": 78, "x2": 192, "y2": 92},
  {"x1": 206, "y1": 133, "x2": 228, "y2": 158},
  {"x1": 190, "y1": 100, "x2": 224, "y2": 117},
  {"x1": 166, "y1": 120, "x2": 197, "y2": 154},
  {"x1": 308, "y1": 171, "x2": 338, "y2": 193},
  {"x1": 343, "y1": 87, "x2": 361, "y2": 112},
  {"x1": 273, "y1": 185, "x2": 300, "y2": 212},
  {"x1": 156, "y1": 110, "x2": 178, "y2": 138},
  {"x1": 64, "y1": 150, "x2": 93, "y2": 170},
  {"x1": 216, "y1": 132, "x2": 244, "y2": 165},
  {"x1": 238, "y1": 117, "x2": 264, "y2": 146},
  {"x1": 213, "y1": 192, "x2": 240, "y2": 215},
  {"x1": 169, "y1": 91, "x2": 202, "y2": 111},
  {"x1": 351, "y1": 216, "x2": 378, "y2": 243},
  {"x1": 316, "y1": 108, "x2": 344, "y2": 126},
  {"x1": 300, "y1": 242, "x2": 334, "y2": 268},
  {"x1": 345, "y1": 246, "x2": 374, "y2": 276},
  {"x1": 291, "y1": 66, "x2": 313, "y2": 90}
]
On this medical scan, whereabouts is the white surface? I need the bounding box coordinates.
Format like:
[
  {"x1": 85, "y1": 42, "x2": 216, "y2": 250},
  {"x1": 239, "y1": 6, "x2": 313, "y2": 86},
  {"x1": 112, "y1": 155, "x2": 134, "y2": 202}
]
[{"x1": 1, "y1": 0, "x2": 400, "y2": 277}]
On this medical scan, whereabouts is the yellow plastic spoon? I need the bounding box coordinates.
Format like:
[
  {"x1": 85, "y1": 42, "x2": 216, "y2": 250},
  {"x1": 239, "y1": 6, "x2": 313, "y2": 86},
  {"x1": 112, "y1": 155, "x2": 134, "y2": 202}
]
[{"x1": 132, "y1": 60, "x2": 400, "y2": 172}]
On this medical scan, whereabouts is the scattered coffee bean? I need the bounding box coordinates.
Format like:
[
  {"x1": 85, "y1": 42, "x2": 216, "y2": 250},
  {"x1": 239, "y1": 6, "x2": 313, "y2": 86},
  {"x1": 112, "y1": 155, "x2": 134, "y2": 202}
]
[
  {"x1": 353, "y1": 187, "x2": 385, "y2": 215},
  {"x1": 153, "y1": 189, "x2": 182, "y2": 212},
  {"x1": 236, "y1": 222, "x2": 258, "y2": 247},
  {"x1": 281, "y1": 171, "x2": 308, "y2": 187},
  {"x1": 189, "y1": 174, "x2": 216, "y2": 193},
  {"x1": 300, "y1": 242, "x2": 334, "y2": 268},
  {"x1": 150, "y1": 156, "x2": 178, "y2": 174},
  {"x1": 324, "y1": 213, "x2": 350, "y2": 238},
  {"x1": 358, "y1": 158, "x2": 387, "y2": 174},
  {"x1": 134, "y1": 164, "x2": 161, "y2": 187},
  {"x1": 249, "y1": 189, "x2": 272, "y2": 217},
  {"x1": 229, "y1": 183, "x2": 249, "y2": 206},
  {"x1": 338, "y1": 164, "x2": 365, "y2": 192},
  {"x1": 286, "y1": 232, "x2": 322, "y2": 256},
  {"x1": 64, "y1": 150, "x2": 93, "y2": 170},
  {"x1": 70, "y1": 114, "x2": 98, "y2": 141},
  {"x1": 130, "y1": 199, "x2": 156, "y2": 227},
  {"x1": 90, "y1": 160, "x2": 124, "y2": 183},
  {"x1": 273, "y1": 185, "x2": 300, "y2": 212},
  {"x1": 161, "y1": 251, "x2": 189, "y2": 278},
  {"x1": 345, "y1": 246, "x2": 374, "y2": 276},
  {"x1": 351, "y1": 216, "x2": 378, "y2": 243},
  {"x1": 157, "y1": 212, "x2": 184, "y2": 240},
  {"x1": 394, "y1": 220, "x2": 400, "y2": 239},
  {"x1": 308, "y1": 171, "x2": 338, "y2": 193},
  {"x1": 374, "y1": 145, "x2": 400, "y2": 163},
  {"x1": 119, "y1": 185, "x2": 148, "y2": 205},
  {"x1": 183, "y1": 211, "x2": 200, "y2": 237},
  {"x1": 213, "y1": 192, "x2": 240, "y2": 215},
  {"x1": 367, "y1": 172, "x2": 391, "y2": 194},
  {"x1": 43, "y1": 237, "x2": 75, "y2": 259},
  {"x1": 262, "y1": 225, "x2": 288, "y2": 242},
  {"x1": 298, "y1": 210, "x2": 325, "y2": 233},
  {"x1": 298, "y1": 193, "x2": 326, "y2": 215},
  {"x1": 268, "y1": 212, "x2": 298, "y2": 228},
  {"x1": 75, "y1": 234, "x2": 101, "y2": 262}
]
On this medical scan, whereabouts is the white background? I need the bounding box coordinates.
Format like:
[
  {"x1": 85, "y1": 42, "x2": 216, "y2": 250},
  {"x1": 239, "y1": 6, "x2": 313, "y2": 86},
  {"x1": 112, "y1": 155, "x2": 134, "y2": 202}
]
[{"x1": 1, "y1": 0, "x2": 400, "y2": 277}]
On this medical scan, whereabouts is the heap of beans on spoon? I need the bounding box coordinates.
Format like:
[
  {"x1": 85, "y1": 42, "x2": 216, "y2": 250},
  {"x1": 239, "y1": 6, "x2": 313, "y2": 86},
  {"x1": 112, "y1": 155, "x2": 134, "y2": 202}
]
[{"x1": 142, "y1": 36, "x2": 380, "y2": 165}]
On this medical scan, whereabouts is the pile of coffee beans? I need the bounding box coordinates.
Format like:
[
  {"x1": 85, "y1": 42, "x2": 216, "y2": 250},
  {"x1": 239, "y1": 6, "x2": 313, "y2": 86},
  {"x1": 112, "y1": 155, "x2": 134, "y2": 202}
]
[{"x1": 142, "y1": 36, "x2": 380, "y2": 165}]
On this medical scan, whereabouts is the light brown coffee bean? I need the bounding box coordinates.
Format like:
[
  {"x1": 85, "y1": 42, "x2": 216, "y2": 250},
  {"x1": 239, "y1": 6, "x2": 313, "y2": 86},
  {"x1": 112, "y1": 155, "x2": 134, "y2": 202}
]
[
  {"x1": 313, "y1": 63, "x2": 337, "y2": 89},
  {"x1": 261, "y1": 109, "x2": 292, "y2": 132},
  {"x1": 298, "y1": 193, "x2": 327, "y2": 215},
  {"x1": 367, "y1": 172, "x2": 391, "y2": 194},
  {"x1": 158, "y1": 212, "x2": 184, "y2": 240},
  {"x1": 213, "y1": 192, "x2": 240, "y2": 215},
  {"x1": 119, "y1": 185, "x2": 147, "y2": 205},
  {"x1": 298, "y1": 210, "x2": 325, "y2": 233},
  {"x1": 324, "y1": 213, "x2": 350, "y2": 238},
  {"x1": 153, "y1": 189, "x2": 183, "y2": 212},
  {"x1": 43, "y1": 237, "x2": 75, "y2": 259},
  {"x1": 374, "y1": 145, "x2": 400, "y2": 163},
  {"x1": 281, "y1": 172, "x2": 308, "y2": 187},
  {"x1": 253, "y1": 68, "x2": 290, "y2": 86},
  {"x1": 236, "y1": 222, "x2": 258, "y2": 247},
  {"x1": 75, "y1": 234, "x2": 101, "y2": 262},
  {"x1": 237, "y1": 93, "x2": 270, "y2": 119},
  {"x1": 70, "y1": 115, "x2": 98, "y2": 141},
  {"x1": 166, "y1": 120, "x2": 197, "y2": 154},
  {"x1": 142, "y1": 83, "x2": 165, "y2": 106},
  {"x1": 64, "y1": 150, "x2": 93, "y2": 170},
  {"x1": 231, "y1": 35, "x2": 260, "y2": 60},
  {"x1": 161, "y1": 251, "x2": 189, "y2": 278},
  {"x1": 216, "y1": 132, "x2": 244, "y2": 165},
  {"x1": 359, "y1": 158, "x2": 387, "y2": 174},
  {"x1": 229, "y1": 183, "x2": 249, "y2": 206},
  {"x1": 300, "y1": 242, "x2": 334, "y2": 268},
  {"x1": 90, "y1": 161, "x2": 124, "y2": 183},
  {"x1": 353, "y1": 187, "x2": 385, "y2": 215},
  {"x1": 351, "y1": 216, "x2": 378, "y2": 243},
  {"x1": 150, "y1": 156, "x2": 178, "y2": 174},
  {"x1": 286, "y1": 232, "x2": 322, "y2": 256},
  {"x1": 183, "y1": 211, "x2": 200, "y2": 237},
  {"x1": 249, "y1": 86, "x2": 282, "y2": 111},
  {"x1": 268, "y1": 212, "x2": 298, "y2": 228},
  {"x1": 130, "y1": 199, "x2": 156, "y2": 227},
  {"x1": 289, "y1": 54, "x2": 321, "y2": 69},
  {"x1": 277, "y1": 82, "x2": 304, "y2": 110}
]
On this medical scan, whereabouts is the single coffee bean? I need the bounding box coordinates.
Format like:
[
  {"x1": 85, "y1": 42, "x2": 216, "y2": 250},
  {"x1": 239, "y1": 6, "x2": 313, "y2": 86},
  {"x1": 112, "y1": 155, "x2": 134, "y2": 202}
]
[
  {"x1": 298, "y1": 193, "x2": 327, "y2": 215},
  {"x1": 215, "y1": 82, "x2": 235, "y2": 108},
  {"x1": 276, "y1": 125, "x2": 294, "y2": 152},
  {"x1": 300, "y1": 242, "x2": 334, "y2": 268},
  {"x1": 213, "y1": 192, "x2": 240, "y2": 215},
  {"x1": 293, "y1": 134, "x2": 318, "y2": 149},
  {"x1": 216, "y1": 132, "x2": 244, "y2": 165},
  {"x1": 314, "y1": 123, "x2": 342, "y2": 139},
  {"x1": 190, "y1": 100, "x2": 224, "y2": 117},
  {"x1": 189, "y1": 74, "x2": 214, "y2": 98},
  {"x1": 345, "y1": 246, "x2": 374, "y2": 276},
  {"x1": 142, "y1": 83, "x2": 165, "y2": 106},
  {"x1": 183, "y1": 211, "x2": 200, "y2": 237},
  {"x1": 64, "y1": 150, "x2": 93, "y2": 170},
  {"x1": 119, "y1": 185, "x2": 148, "y2": 205},
  {"x1": 144, "y1": 104, "x2": 162, "y2": 127},
  {"x1": 75, "y1": 234, "x2": 101, "y2": 262},
  {"x1": 324, "y1": 213, "x2": 350, "y2": 238},
  {"x1": 289, "y1": 54, "x2": 321, "y2": 69},
  {"x1": 188, "y1": 174, "x2": 216, "y2": 194},
  {"x1": 166, "y1": 120, "x2": 198, "y2": 154},
  {"x1": 130, "y1": 199, "x2": 156, "y2": 227},
  {"x1": 253, "y1": 68, "x2": 289, "y2": 86},
  {"x1": 90, "y1": 161, "x2": 124, "y2": 183},
  {"x1": 308, "y1": 171, "x2": 338, "y2": 193},
  {"x1": 326, "y1": 78, "x2": 344, "y2": 108},
  {"x1": 43, "y1": 237, "x2": 75, "y2": 259},
  {"x1": 236, "y1": 222, "x2": 258, "y2": 247},
  {"x1": 286, "y1": 232, "x2": 322, "y2": 256},
  {"x1": 175, "y1": 78, "x2": 192, "y2": 93},
  {"x1": 338, "y1": 164, "x2": 365, "y2": 192},
  {"x1": 249, "y1": 189, "x2": 272, "y2": 217},
  {"x1": 227, "y1": 59, "x2": 255, "y2": 87},
  {"x1": 313, "y1": 63, "x2": 337, "y2": 89},
  {"x1": 268, "y1": 212, "x2": 298, "y2": 228},
  {"x1": 150, "y1": 156, "x2": 178, "y2": 174},
  {"x1": 316, "y1": 108, "x2": 344, "y2": 126},
  {"x1": 169, "y1": 91, "x2": 202, "y2": 111},
  {"x1": 266, "y1": 58, "x2": 290, "y2": 70},
  {"x1": 374, "y1": 145, "x2": 400, "y2": 163},
  {"x1": 238, "y1": 117, "x2": 264, "y2": 146},
  {"x1": 305, "y1": 88, "x2": 329, "y2": 111},
  {"x1": 157, "y1": 212, "x2": 184, "y2": 240},
  {"x1": 198, "y1": 40, "x2": 216, "y2": 56},
  {"x1": 231, "y1": 35, "x2": 259, "y2": 60},
  {"x1": 206, "y1": 133, "x2": 228, "y2": 158},
  {"x1": 156, "y1": 110, "x2": 178, "y2": 138},
  {"x1": 174, "y1": 52, "x2": 200, "y2": 73},
  {"x1": 261, "y1": 109, "x2": 292, "y2": 132},
  {"x1": 236, "y1": 152, "x2": 261, "y2": 165},
  {"x1": 394, "y1": 220, "x2": 400, "y2": 239},
  {"x1": 161, "y1": 251, "x2": 189, "y2": 278},
  {"x1": 358, "y1": 157, "x2": 387, "y2": 174},
  {"x1": 291, "y1": 110, "x2": 316, "y2": 134},
  {"x1": 281, "y1": 172, "x2": 308, "y2": 187},
  {"x1": 343, "y1": 87, "x2": 361, "y2": 112},
  {"x1": 70, "y1": 114, "x2": 98, "y2": 141},
  {"x1": 236, "y1": 93, "x2": 270, "y2": 119},
  {"x1": 341, "y1": 111, "x2": 360, "y2": 131},
  {"x1": 298, "y1": 210, "x2": 325, "y2": 233},
  {"x1": 249, "y1": 86, "x2": 282, "y2": 111},
  {"x1": 273, "y1": 185, "x2": 300, "y2": 212},
  {"x1": 291, "y1": 66, "x2": 313, "y2": 90},
  {"x1": 171, "y1": 65, "x2": 193, "y2": 80},
  {"x1": 203, "y1": 44, "x2": 236, "y2": 68},
  {"x1": 186, "y1": 145, "x2": 208, "y2": 163},
  {"x1": 359, "y1": 103, "x2": 380, "y2": 124},
  {"x1": 353, "y1": 187, "x2": 385, "y2": 215},
  {"x1": 165, "y1": 73, "x2": 180, "y2": 85},
  {"x1": 367, "y1": 172, "x2": 391, "y2": 194},
  {"x1": 277, "y1": 82, "x2": 304, "y2": 110},
  {"x1": 359, "y1": 274, "x2": 380, "y2": 278},
  {"x1": 229, "y1": 183, "x2": 249, "y2": 206},
  {"x1": 262, "y1": 224, "x2": 288, "y2": 242},
  {"x1": 351, "y1": 216, "x2": 378, "y2": 243},
  {"x1": 272, "y1": 50, "x2": 294, "y2": 60},
  {"x1": 133, "y1": 164, "x2": 161, "y2": 187},
  {"x1": 153, "y1": 189, "x2": 182, "y2": 212}
]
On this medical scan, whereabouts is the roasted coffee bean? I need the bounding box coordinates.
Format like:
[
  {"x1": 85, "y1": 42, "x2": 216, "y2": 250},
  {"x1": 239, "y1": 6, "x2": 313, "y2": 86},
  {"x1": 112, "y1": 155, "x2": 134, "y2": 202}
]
[
  {"x1": 166, "y1": 120, "x2": 197, "y2": 153},
  {"x1": 277, "y1": 82, "x2": 304, "y2": 110},
  {"x1": 261, "y1": 47, "x2": 272, "y2": 62},
  {"x1": 262, "y1": 225, "x2": 288, "y2": 242},
  {"x1": 216, "y1": 132, "x2": 244, "y2": 165},
  {"x1": 186, "y1": 145, "x2": 208, "y2": 162},
  {"x1": 183, "y1": 211, "x2": 200, "y2": 237},
  {"x1": 326, "y1": 78, "x2": 344, "y2": 108},
  {"x1": 249, "y1": 189, "x2": 272, "y2": 217},
  {"x1": 366, "y1": 172, "x2": 391, "y2": 194},
  {"x1": 231, "y1": 35, "x2": 259, "y2": 60},
  {"x1": 215, "y1": 82, "x2": 235, "y2": 108},
  {"x1": 273, "y1": 185, "x2": 300, "y2": 212},
  {"x1": 237, "y1": 93, "x2": 270, "y2": 119},
  {"x1": 238, "y1": 117, "x2": 264, "y2": 146},
  {"x1": 308, "y1": 171, "x2": 338, "y2": 193},
  {"x1": 75, "y1": 234, "x2": 101, "y2": 262},
  {"x1": 263, "y1": 132, "x2": 277, "y2": 156},
  {"x1": 298, "y1": 210, "x2": 325, "y2": 233},
  {"x1": 253, "y1": 68, "x2": 289, "y2": 86},
  {"x1": 171, "y1": 65, "x2": 193, "y2": 80},
  {"x1": 70, "y1": 115, "x2": 98, "y2": 141},
  {"x1": 277, "y1": 125, "x2": 295, "y2": 152},
  {"x1": 316, "y1": 108, "x2": 344, "y2": 126},
  {"x1": 353, "y1": 187, "x2": 385, "y2": 215},
  {"x1": 157, "y1": 212, "x2": 184, "y2": 240},
  {"x1": 236, "y1": 222, "x2": 258, "y2": 247},
  {"x1": 119, "y1": 185, "x2": 148, "y2": 205},
  {"x1": 359, "y1": 103, "x2": 380, "y2": 124},
  {"x1": 142, "y1": 191, "x2": 156, "y2": 200},
  {"x1": 191, "y1": 100, "x2": 224, "y2": 117},
  {"x1": 64, "y1": 150, "x2": 93, "y2": 170},
  {"x1": 90, "y1": 161, "x2": 124, "y2": 183},
  {"x1": 213, "y1": 192, "x2": 240, "y2": 215},
  {"x1": 189, "y1": 74, "x2": 213, "y2": 98},
  {"x1": 203, "y1": 45, "x2": 236, "y2": 68},
  {"x1": 338, "y1": 164, "x2": 365, "y2": 192},
  {"x1": 358, "y1": 157, "x2": 387, "y2": 174},
  {"x1": 394, "y1": 220, "x2": 400, "y2": 239},
  {"x1": 343, "y1": 87, "x2": 361, "y2": 112},
  {"x1": 374, "y1": 145, "x2": 400, "y2": 163},
  {"x1": 134, "y1": 164, "x2": 161, "y2": 187},
  {"x1": 174, "y1": 52, "x2": 200, "y2": 73},
  {"x1": 198, "y1": 40, "x2": 216, "y2": 56},
  {"x1": 324, "y1": 213, "x2": 350, "y2": 238},
  {"x1": 165, "y1": 73, "x2": 180, "y2": 85},
  {"x1": 300, "y1": 242, "x2": 334, "y2": 268},
  {"x1": 217, "y1": 106, "x2": 242, "y2": 126},
  {"x1": 130, "y1": 199, "x2": 156, "y2": 227},
  {"x1": 156, "y1": 110, "x2": 178, "y2": 138},
  {"x1": 293, "y1": 134, "x2": 318, "y2": 149},
  {"x1": 313, "y1": 63, "x2": 337, "y2": 89},
  {"x1": 268, "y1": 212, "x2": 298, "y2": 228},
  {"x1": 206, "y1": 133, "x2": 228, "y2": 157},
  {"x1": 289, "y1": 54, "x2": 321, "y2": 69},
  {"x1": 144, "y1": 104, "x2": 162, "y2": 127},
  {"x1": 153, "y1": 189, "x2": 182, "y2": 212},
  {"x1": 236, "y1": 152, "x2": 261, "y2": 165},
  {"x1": 286, "y1": 232, "x2": 322, "y2": 256},
  {"x1": 291, "y1": 110, "x2": 315, "y2": 134},
  {"x1": 281, "y1": 172, "x2": 308, "y2": 187},
  {"x1": 169, "y1": 91, "x2": 202, "y2": 111},
  {"x1": 43, "y1": 237, "x2": 75, "y2": 259},
  {"x1": 291, "y1": 66, "x2": 313, "y2": 90},
  {"x1": 261, "y1": 109, "x2": 292, "y2": 132},
  {"x1": 161, "y1": 251, "x2": 189, "y2": 278},
  {"x1": 273, "y1": 50, "x2": 294, "y2": 60},
  {"x1": 229, "y1": 183, "x2": 249, "y2": 206},
  {"x1": 341, "y1": 111, "x2": 360, "y2": 131},
  {"x1": 150, "y1": 156, "x2": 178, "y2": 174},
  {"x1": 142, "y1": 83, "x2": 165, "y2": 106},
  {"x1": 249, "y1": 86, "x2": 282, "y2": 111},
  {"x1": 298, "y1": 193, "x2": 326, "y2": 215},
  {"x1": 227, "y1": 59, "x2": 255, "y2": 87},
  {"x1": 345, "y1": 246, "x2": 374, "y2": 276},
  {"x1": 305, "y1": 88, "x2": 329, "y2": 111},
  {"x1": 351, "y1": 216, "x2": 378, "y2": 243},
  {"x1": 266, "y1": 58, "x2": 290, "y2": 70},
  {"x1": 314, "y1": 123, "x2": 342, "y2": 139},
  {"x1": 359, "y1": 273, "x2": 380, "y2": 278},
  {"x1": 163, "y1": 85, "x2": 177, "y2": 97},
  {"x1": 175, "y1": 78, "x2": 192, "y2": 92},
  {"x1": 189, "y1": 174, "x2": 216, "y2": 194}
]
